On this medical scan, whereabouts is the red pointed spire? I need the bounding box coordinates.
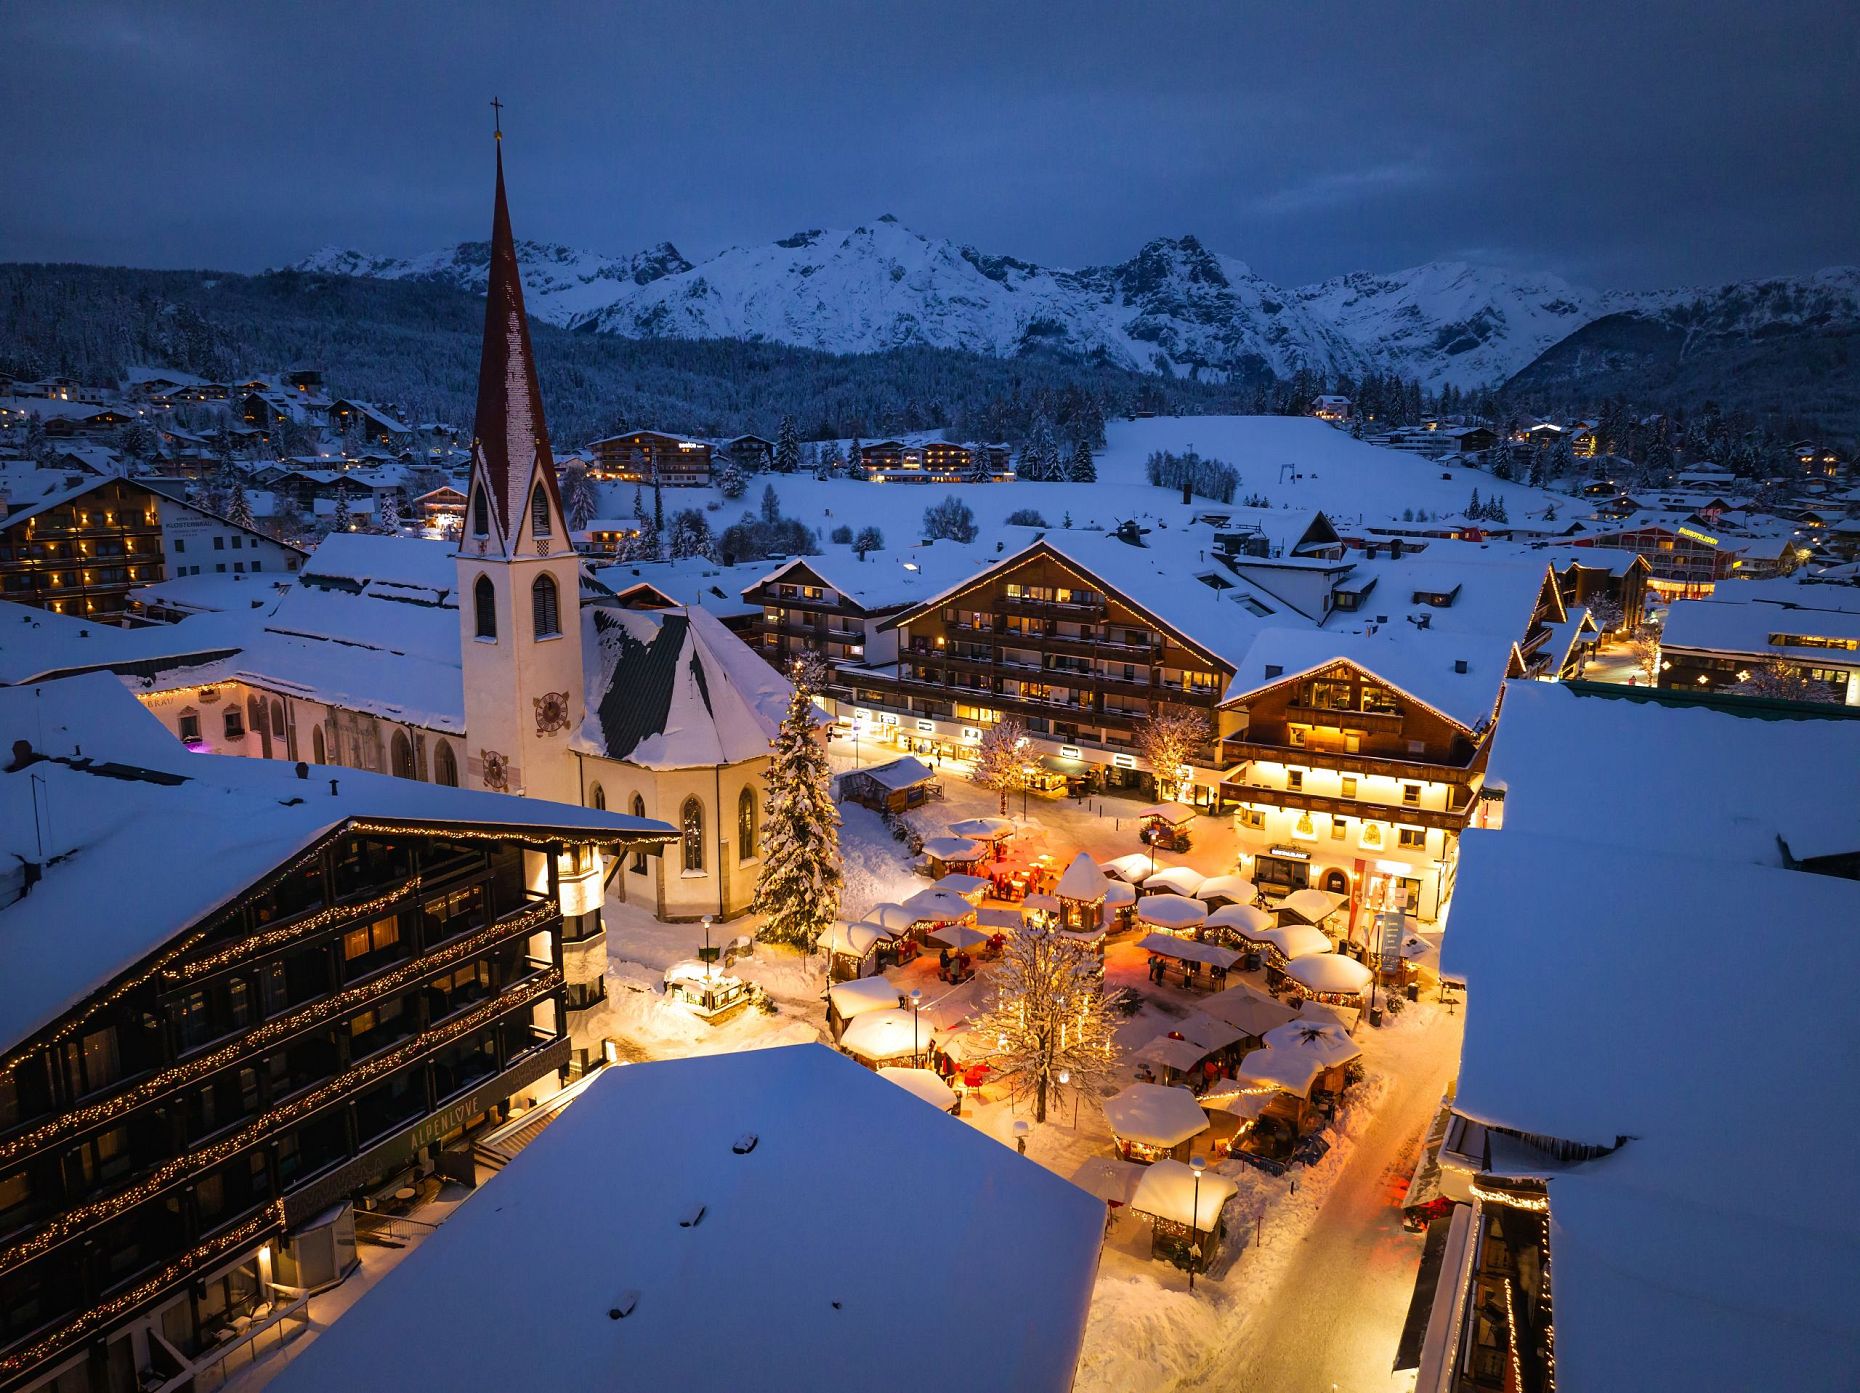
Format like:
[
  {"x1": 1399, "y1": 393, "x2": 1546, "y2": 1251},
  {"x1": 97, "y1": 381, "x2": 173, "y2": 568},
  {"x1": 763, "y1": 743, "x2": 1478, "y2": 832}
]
[{"x1": 469, "y1": 132, "x2": 560, "y2": 545}]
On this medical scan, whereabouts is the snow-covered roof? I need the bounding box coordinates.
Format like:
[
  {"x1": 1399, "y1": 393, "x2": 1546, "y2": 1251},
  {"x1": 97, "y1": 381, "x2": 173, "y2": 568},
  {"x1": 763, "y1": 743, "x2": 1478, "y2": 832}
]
[
  {"x1": 1141, "y1": 865, "x2": 1206, "y2": 897},
  {"x1": 857, "y1": 755, "x2": 935, "y2": 790},
  {"x1": 1443, "y1": 828, "x2": 1860, "y2": 1391},
  {"x1": 752, "y1": 542, "x2": 1002, "y2": 614},
  {"x1": 1485, "y1": 682, "x2": 1860, "y2": 870},
  {"x1": 898, "y1": 887, "x2": 977, "y2": 923},
  {"x1": 1205, "y1": 903, "x2": 1272, "y2": 938},
  {"x1": 819, "y1": 921, "x2": 886, "y2": 960},
  {"x1": 1223, "y1": 625, "x2": 1514, "y2": 730},
  {"x1": 1100, "y1": 852, "x2": 1156, "y2": 883},
  {"x1": 267, "y1": 1045, "x2": 1103, "y2": 1393},
  {"x1": 0, "y1": 675, "x2": 672, "y2": 1054},
  {"x1": 948, "y1": 815, "x2": 1016, "y2": 842},
  {"x1": 1130, "y1": 1158, "x2": 1236, "y2": 1231},
  {"x1": 1277, "y1": 887, "x2": 1346, "y2": 923},
  {"x1": 1055, "y1": 852, "x2": 1110, "y2": 901},
  {"x1": 921, "y1": 835, "x2": 987, "y2": 862},
  {"x1": 826, "y1": 973, "x2": 901, "y2": 1019},
  {"x1": 576, "y1": 605, "x2": 791, "y2": 769},
  {"x1": 839, "y1": 1007, "x2": 938, "y2": 1063},
  {"x1": 1257, "y1": 923, "x2": 1331, "y2": 960},
  {"x1": 1103, "y1": 1082, "x2": 1210, "y2": 1148},
  {"x1": 1660, "y1": 592, "x2": 1860, "y2": 660}
]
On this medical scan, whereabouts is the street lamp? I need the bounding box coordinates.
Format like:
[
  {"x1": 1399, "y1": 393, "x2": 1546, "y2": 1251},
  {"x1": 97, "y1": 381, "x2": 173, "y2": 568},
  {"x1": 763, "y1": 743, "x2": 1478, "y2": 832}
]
[
  {"x1": 909, "y1": 988, "x2": 923, "y2": 1068},
  {"x1": 1060, "y1": 1068, "x2": 1078, "y2": 1129},
  {"x1": 1188, "y1": 1153, "x2": 1207, "y2": 1293}
]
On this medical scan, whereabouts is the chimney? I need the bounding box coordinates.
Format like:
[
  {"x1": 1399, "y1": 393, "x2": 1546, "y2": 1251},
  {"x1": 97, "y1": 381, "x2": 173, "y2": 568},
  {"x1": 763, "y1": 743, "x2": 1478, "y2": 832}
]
[
  {"x1": 295, "y1": 761, "x2": 309, "y2": 780},
  {"x1": 1454, "y1": 659, "x2": 1469, "y2": 674},
  {"x1": 329, "y1": 778, "x2": 340, "y2": 795}
]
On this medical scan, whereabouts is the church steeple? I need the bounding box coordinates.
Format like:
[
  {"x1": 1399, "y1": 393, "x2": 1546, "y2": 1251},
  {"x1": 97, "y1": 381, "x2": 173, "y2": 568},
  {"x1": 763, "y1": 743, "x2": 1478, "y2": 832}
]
[{"x1": 465, "y1": 115, "x2": 563, "y2": 555}]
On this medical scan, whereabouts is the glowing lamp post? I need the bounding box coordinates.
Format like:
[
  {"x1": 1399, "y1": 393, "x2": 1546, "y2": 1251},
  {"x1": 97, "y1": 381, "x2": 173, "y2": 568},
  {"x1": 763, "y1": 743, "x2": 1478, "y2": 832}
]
[
  {"x1": 909, "y1": 988, "x2": 923, "y2": 1069},
  {"x1": 1188, "y1": 1153, "x2": 1207, "y2": 1293}
]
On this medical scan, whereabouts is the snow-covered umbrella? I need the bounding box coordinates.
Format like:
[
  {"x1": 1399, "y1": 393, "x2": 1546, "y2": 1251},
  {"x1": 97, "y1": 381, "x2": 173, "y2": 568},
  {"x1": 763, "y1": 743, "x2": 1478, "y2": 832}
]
[
  {"x1": 1284, "y1": 952, "x2": 1373, "y2": 999},
  {"x1": 1259, "y1": 1019, "x2": 1362, "y2": 1070},
  {"x1": 841, "y1": 1008, "x2": 937, "y2": 1064},
  {"x1": 921, "y1": 836, "x2": 988, "y2": 865},
  {"x1": 1103, "y1": 1083, "x2": 1210, "y2": 1151},
  {"x1": 1101, "y1": 853, "x2": 1156, "y2": 884},
  {"x1": 948, "y1": 816, "x2": 1016, "y2": 843},
  {"x1": 1143, "y1": 865, "x2": 1208, "y2": 898},
  {"x1": 877, "y1": 1066, "x2": 960, "y2": 1113},
  {"x1": 1195, "y1": 874, "x2": 1259, "y2": 906},
  {"x1": 1136, "y1": 894, "x2": 1208, "y2": 933},
  {"x1": 926, "y1": 923, "x2": 990, "y2": 951},
  {"x1": 1205, "y1": 903, "x2": 1273, "y2": 940},
  {"x1": 1258, "y1": 923, "x2": 1331, "y2": 961},
  {"x1": 1055, "y1": 852, "x2": 1111, "y2": 903},
  {"x1": 1278, "y1": 887, "x2": 1347, "y2": 925}
]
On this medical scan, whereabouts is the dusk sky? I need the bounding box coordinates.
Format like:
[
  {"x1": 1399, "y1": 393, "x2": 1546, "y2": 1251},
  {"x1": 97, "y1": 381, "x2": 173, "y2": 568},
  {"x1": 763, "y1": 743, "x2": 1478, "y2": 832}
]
[{"x1": 10, "y1": 0, "x2": 1857, "y2": 290}]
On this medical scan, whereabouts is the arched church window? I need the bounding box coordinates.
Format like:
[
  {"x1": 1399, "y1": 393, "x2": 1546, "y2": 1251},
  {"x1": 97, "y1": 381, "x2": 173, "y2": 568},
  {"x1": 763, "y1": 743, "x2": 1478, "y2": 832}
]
[
  {"x1": 681, "y1": 797, "x2": 705, "y2": 873},
  {"x1": 474, "y1": 575, "x2": 497, "y2": 640},
  {"x1": 532, "y1": 574, "x2": 560, "y2": 638}
]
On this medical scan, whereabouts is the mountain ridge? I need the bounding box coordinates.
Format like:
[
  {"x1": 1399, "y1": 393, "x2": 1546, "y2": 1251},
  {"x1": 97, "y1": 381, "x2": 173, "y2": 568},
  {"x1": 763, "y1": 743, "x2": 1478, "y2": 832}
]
[{"x1": 285, "y1": 220, "x2": 1857, "y2": 396}]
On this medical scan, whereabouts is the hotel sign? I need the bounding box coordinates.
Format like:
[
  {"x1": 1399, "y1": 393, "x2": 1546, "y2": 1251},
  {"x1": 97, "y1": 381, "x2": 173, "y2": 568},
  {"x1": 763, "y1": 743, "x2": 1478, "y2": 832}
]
[{"x1": 1677, "y1": 526, "x2": 1719, "y2": 547}]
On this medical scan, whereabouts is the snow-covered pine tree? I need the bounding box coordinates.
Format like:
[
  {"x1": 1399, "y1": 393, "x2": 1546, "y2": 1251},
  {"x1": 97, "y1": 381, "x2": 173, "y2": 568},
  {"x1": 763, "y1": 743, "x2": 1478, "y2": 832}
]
[
  {"x1": 717, "y1": 452, "x2": 748, "y2": 499},
  {"x1": 852, "y1": 526, "x2": 884, "y2": 557},
  {"x1": 1037, "y1": 420, "x2": 1062, "y2": 484},
  {"x1": 650, "y1": 482, "x2": 666, "y2": 554},
  {"x1": 1015, "y1": 435, "x2": 1042, "y2": 482},
  {"x1": 973, "y1": 717, "x2": 1028, "y2": 815},
  {"x1": 1486, "y1": 495, "x2": 1509, "y2": 523},
  {"x1": 774, "y1": 415, "x2": 801, "y2": 474},
  {"x1": 668, "y1": 507, "x2": 716, "y2": 561},
  {"x1": 754, "y1": 654, "x2": 842, "y2": 948},
  {"x1": 1466, "y1": 488, "x2": 1483, "y2": 520},
  {"x1": 227, "y1": 480, "x2": 256, "y2": 530},
  {"x1": 1068, "y1": 438, "x2": 1096, "y2": 483},
  {"x1": 331, "y1": 481, "x2": 353, "y2": 533},
  {"x1": 965, "y1": 924, "x2": 1124, "y2": 1123},
  {"x1": 375, "y1": 489, "x2": 402, "y2": 534},
  {"x1": 564, "y1": 464, "x2": 598, "y2": 531},
  {"x1": 847, "y1": 436, "x2": 864, "y2": 478}
]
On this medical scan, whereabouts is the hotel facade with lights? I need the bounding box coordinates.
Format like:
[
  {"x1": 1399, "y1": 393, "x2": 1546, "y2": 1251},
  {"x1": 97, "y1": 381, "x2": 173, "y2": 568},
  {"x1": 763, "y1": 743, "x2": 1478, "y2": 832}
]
[{"x1": 0, "y1": 688, "x2": 671, "y2": 1393}]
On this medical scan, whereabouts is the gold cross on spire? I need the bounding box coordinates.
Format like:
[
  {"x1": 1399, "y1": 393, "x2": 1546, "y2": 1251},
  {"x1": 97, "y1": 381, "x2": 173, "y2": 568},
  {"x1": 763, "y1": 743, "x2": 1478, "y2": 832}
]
[{"x1": 491, "y1": 96, "x2": 503, "y2": 140}]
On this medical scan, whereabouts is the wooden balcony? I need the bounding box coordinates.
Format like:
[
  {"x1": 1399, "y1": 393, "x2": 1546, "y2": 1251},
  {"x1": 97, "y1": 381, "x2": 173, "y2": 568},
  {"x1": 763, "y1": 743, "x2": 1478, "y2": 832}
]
[
  {"x1": 1225, "y1": 785, "x2": 1474, "y2": 833},
  {"x1": 1219, "y1": 737, "x2": 1479, "y2": 786}
]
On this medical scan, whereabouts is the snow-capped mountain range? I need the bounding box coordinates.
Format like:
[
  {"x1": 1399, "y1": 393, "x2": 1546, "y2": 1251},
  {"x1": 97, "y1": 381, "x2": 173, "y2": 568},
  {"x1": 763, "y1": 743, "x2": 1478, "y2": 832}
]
[{"x1": 288, "y1": 220, "x2": 1858, "y2": 391}]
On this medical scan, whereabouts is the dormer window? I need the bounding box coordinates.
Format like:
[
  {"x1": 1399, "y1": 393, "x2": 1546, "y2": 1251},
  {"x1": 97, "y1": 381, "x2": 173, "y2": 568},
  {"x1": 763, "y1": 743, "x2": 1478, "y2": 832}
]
[{"x1": 531, "y1": 483, "x2": 550, "y2": 537}]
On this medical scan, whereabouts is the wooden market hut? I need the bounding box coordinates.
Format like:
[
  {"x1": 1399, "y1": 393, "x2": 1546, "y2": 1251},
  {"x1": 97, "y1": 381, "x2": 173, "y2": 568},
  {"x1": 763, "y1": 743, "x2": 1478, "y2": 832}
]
[
  {"x1": 1055, "y1": 853, "x2": 1111, "y2": 933},
  {"x1": 826, "y1": 973, "x2": 904, "y2": 1040},
  {"x1": 1130, "y1": 1159, "x2": 1238, "y2": 1274},
  {"x1": 841, "y1": 755, "x2": 939, "y2": 813},
  {"x1": 819, "y1": 920, "x2": 887, "y2": 983},
  {"x1": 1103, "y1": 1083, "x2": 1211, "y2": 1163}
]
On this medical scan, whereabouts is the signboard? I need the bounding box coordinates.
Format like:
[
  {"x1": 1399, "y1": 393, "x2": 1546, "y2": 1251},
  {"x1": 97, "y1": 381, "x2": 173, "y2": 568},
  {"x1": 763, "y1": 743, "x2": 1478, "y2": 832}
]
[
  {"x1": 1267, "y1": 845, "x2": 1310, "y2": 861},
  {"x1": 1112, "y1": 753, "x2": 1137, "y2": 769},
  {"x1": 1376, "y1": 911, "x2": 1407, "y2": 976},
  {"x1": 1677, "y1": 526, "x2": 1719, "y2": 547}
]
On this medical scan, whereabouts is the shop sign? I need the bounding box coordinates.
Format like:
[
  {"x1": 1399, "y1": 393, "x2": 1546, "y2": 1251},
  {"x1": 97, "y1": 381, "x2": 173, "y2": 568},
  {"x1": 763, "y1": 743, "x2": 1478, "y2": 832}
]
[
  {"x1": 960, "y1": 727, "x2": 981, "y2": 743},
  {"x1": 879, "y1": 712, "x2": 899, "y2": 726},
  {"x1": 1060, "y1": 744, "x2": 1082, "y2": 760},
  {"x1": 1267, "y1": 845, "x2": 1310, "y2": 861},
  {"x1": 1376, "y1": 910, "x2": 1407, "y2": 975},
  {"x1": 914, "y1": 719, "x2": 935, "y2": 733},
  {"x1": 1112, "y1": 753, "x2": 1137, "y2": 769}
]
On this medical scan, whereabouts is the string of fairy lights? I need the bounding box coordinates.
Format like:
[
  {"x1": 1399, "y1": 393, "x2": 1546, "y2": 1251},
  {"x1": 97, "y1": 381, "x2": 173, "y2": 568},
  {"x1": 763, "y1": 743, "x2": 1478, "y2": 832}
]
[
  {"x1": 0, "y1": 1202, "x2": 285, "y2": 1378},
  {"x1": 173, "y1": 879, "x2": 423, "y2": 984},
  {"x1": 0, "y1": 965, "x2": 562, "y2": 1274},
  {"x1": 0, "y1": 898, "x2": 555, "y2": 1168}
]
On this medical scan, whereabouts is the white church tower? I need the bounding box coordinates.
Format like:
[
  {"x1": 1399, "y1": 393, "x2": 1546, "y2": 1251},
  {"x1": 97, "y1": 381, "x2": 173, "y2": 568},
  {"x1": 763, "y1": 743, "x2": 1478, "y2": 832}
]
[{"x1": 456, "y1": 128, "x2": 584, "y2": 806}]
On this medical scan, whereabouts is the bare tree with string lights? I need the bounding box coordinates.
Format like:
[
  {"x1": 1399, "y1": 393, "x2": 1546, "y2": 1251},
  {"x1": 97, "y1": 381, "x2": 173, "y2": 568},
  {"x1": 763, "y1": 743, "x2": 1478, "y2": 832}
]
[{"x1": 966, "y1": 924, "x2": 1124, "y2": 1124}]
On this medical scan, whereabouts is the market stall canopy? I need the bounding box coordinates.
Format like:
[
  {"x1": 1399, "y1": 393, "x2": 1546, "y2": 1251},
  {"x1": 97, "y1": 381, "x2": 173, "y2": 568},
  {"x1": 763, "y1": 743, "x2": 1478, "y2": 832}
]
[
  {"x1": 1136, "y1": 894, "x2": 1209, "y2": 932},
  {"x1": 1401, "y1": 932, "x2": 1440, "y2": 971},
  {"x1": 927, "y1": 923, "x2": 990, "y2": 951},
  {"x1": 1259, "y1": 923, "x2": 1331, "y2": 961},
  {"x1": 921, "y1": 836, "x2": 988, "y2": 864},
  {"x1": 1070, "y1": 1156, "x2": 1147, "y2": 1209},
  {"x1": 1137, "y1": 802, "x2": 1198, "y2": 826},
  {"x1": 1056, "y1": 853, "x2": 1112, "y2": 902},
  {"x1": 976, "y1": 907, "x2": 1022, "y2": 932},
  {"x1": 932, "y1": 873, "x2": 992, "y2": 902},
  {"x1": 1285, "y1": 952, "x2": 1374, "y2": 998},
  {"x1": 1102, "y1": 882, "x2": 1138, "y2": 907},
  {"x1": 948, "y1": 816, "x2": 1016, "y2": 842},
  {"x1": 1024, "y1": 893, "x2": 1060, "y2": 914},
  {"x1": 1144, "y1": 865, "x2": 1208, "y2": 898},
  {"x1": 1297, "y1": 999, "x2": 1360, "y2": 1032},
  {"x1": 864, "y1": 903, "x2": 918, "y2": 935},
  {"x1": 1200, "y1": 983, "x2": 1300, "y2": 1038},
  {"x1": 1101, "y1": 853, "x2": 1157, "y2": 884},
  {"x1": 1196, "y1": 875, "x2": 1260, "y2": 905},
  {"x1": 1131, "y1": 1158, "x2": 1238, "y2": 1232},
  {"x1": 1203, "y1": 1088, "x2": 1278, "y2": 1122},
  {"x1": 1261, "y1": 1019, "x2": 1363, "y2": 1070},
  {"x1": 841, "y1": 1008, "x2": 937, "y2": 1062},
  {"x1": 1278, "y1": 887, "x2": 1347, "y2": 924},
  {"x1": 1206, "y1": 903, "x2": 1273, "y2": 938},
  {"x1": 1103, "y1": 1083, "x2": 1211, "y2": 1149},
  {"x1": 1040, "y1": 753, "x2": 1089, "y2": 776},
  {"x1": 828, "y1": 975, "x2": 904, "y2": 1020},
  {"x1": 901, "y1": 887, "x2": 978, "y2": 923},
  {"x1": 1137, "y1": 932, "x2": 1241, "y2": 971},
  {"x1": 1135, "y1": 1013, "x2": 1246, "y2": 1073},
  {"x1": 818, "y1": 921, "x2": 887, "y2": 959},
  {"x1": 877, "y1": 1066, "x2": 960, "y2": 1113},
  {"x1": 1062, "y1": 925, "x2": 1108, "y2": 947}
]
